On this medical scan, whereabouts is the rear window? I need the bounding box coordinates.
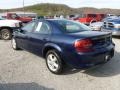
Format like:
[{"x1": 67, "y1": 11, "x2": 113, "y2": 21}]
[{"x1": 53, "y1": 20, "x2": 92, "y2": 33}]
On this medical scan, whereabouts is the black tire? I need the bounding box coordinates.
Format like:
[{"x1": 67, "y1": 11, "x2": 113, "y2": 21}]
[
  {"x1": 11, "y1": 38, "x2": 19, "y2": 50},
  {"x1": 46, "y1": 50, "x2": 63, "y2": 74},
  {"x1": 0, "y1": 28, "x2": 12, "y2": 40}
]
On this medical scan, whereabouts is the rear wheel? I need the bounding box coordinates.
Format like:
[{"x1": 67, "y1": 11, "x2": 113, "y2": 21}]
[
  {"x1": 46, "y1": 50, "x2": 63, "y2": 74},
  {"x1": 0, "y1": 28, "x2": 12, "y2": 40}
]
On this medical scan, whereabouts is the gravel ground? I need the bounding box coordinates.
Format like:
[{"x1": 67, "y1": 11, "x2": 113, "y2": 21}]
[{"x1": 0, "y1": 37, "x2": 120, "y2": 90}]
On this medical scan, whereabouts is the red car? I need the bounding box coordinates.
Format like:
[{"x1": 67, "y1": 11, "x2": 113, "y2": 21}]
[
  {"x1": 3, "y1": 13, "x2": 32, "y2": 23},
  {"x1": 74, "y1": 14, "x2": 106, "y2": 25}
]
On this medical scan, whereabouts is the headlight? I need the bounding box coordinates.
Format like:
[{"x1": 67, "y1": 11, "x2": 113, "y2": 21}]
[{"x1": 114, "y1": 24, "x2": 120, "y2": 29}]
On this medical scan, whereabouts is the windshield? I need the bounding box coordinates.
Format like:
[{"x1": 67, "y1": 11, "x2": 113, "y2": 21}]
[
  {"x1": 11, "y1": 13, "x2": 19, "y2": 19},
  {"x1": 53, "y1": 20, "x2": 92, "y2": 33},
  {"x1": 87, "y1": 14, "x2": 97, "y2": 18}
]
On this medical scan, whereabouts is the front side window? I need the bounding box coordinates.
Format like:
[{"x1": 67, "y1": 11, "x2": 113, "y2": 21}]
[
  {"x1": 53, "y1": 20, "x2": 92, "y2": 33},
  {"x1": 22, "y1": 21, "x2": 36, "y2": 32},
  {"x1": 34, "y1": 22, "x2": 50, "y2": 34}
]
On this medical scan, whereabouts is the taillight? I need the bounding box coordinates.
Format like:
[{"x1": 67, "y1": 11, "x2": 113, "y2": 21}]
[{"x1": 74, "y1": 39, "x2": 93, "y2": 52}]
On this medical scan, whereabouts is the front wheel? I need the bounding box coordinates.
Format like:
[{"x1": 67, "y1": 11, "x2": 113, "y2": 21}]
[
  {"x1": 0, "y1": 28, "x2": 12, "y2": 40},
  {"x1": 46, "y1": 50, "x2": 63, "y2": 74}
]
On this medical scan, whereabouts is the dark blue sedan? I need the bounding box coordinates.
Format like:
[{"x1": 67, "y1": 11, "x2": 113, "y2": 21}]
[{"x1": 11, "y1": 19, "x2": 115, "y2": 74}]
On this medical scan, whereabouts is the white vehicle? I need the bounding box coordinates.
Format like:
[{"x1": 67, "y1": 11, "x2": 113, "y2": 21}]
[
  {"x1": 90, "y1": 22, "x2": 103, "y2": 31},
  {"x1": 0, "y1": 20, "x2": 22, "y2": 40},
  {"x1": 90, "y1": 16, "x2": 118, "y2": 31},
  {"x1": 102, "y1": 19, "x2": 120, "y2": 36}
]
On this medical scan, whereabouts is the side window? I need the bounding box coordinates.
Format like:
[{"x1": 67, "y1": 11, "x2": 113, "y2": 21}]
[
  {"x1": 34, "y1": 22, "x2": 50, "y2": 34},
  {"x1": 22, "y1": 21, "x2": 36, "y2": 32}
]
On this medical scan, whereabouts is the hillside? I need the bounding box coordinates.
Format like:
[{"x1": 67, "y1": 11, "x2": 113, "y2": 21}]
[{"x1": 1, "y1": 3, "x2": 120, "y2": 16}]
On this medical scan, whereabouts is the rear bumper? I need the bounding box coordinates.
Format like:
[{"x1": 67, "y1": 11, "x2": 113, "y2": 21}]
[{"x1": 62, "y1": 44, "x2": 115, "y2": 68}]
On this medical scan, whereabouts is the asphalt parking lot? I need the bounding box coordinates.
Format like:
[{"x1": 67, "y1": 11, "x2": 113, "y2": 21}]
[{"x1": 0, "y1": 37, "x2": 120, "y2": 90}]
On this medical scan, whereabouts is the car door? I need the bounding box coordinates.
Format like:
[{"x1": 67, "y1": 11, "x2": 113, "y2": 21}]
[
  {"x1": 26, "y1": 21, "x2": 52, "y2": 56},
  {"x1": 15, "y1": 21, "x2": 37, "y2": 50}
]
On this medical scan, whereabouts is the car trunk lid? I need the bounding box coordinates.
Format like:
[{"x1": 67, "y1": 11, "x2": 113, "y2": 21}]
[{"x1": 67, "y1": 31, "x2": 112, "y2": 48}]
